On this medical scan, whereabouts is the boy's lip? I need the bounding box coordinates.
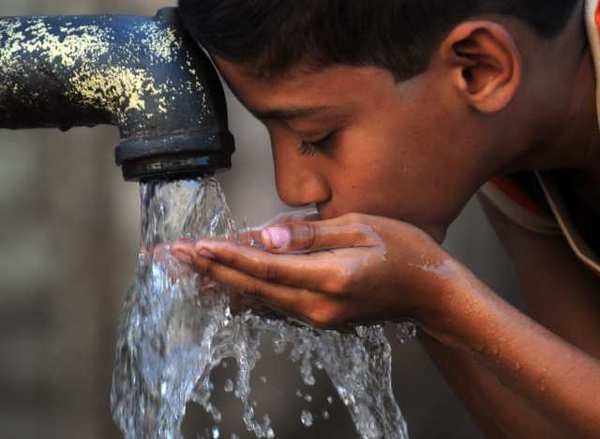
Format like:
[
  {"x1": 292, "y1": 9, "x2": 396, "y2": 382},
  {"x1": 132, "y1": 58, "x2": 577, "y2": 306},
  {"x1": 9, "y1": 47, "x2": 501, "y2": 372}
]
[{"x1": 316, "y1": 204, "x2": 335, "y2": 220}]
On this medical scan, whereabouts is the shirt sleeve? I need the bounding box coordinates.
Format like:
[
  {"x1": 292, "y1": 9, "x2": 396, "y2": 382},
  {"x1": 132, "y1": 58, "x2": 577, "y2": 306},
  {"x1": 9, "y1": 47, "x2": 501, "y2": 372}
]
[{"x1": 479, "y1": 174, "x2": 562, "y2": 236}]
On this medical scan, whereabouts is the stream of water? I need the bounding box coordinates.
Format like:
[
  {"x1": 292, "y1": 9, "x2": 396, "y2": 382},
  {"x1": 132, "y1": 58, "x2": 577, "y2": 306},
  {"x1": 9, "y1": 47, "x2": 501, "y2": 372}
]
[{"x1": 110, "y1": 178, "x2": 413, "y2": 439}]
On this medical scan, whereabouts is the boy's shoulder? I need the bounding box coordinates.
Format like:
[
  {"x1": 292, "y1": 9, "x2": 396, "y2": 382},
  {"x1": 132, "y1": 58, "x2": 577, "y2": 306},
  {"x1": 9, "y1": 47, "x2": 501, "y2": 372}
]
[
  {"x1": 480, "y1": 180, "x2": 600, "y2": 357},
  {"x1": 480, "y1": 172, "x2": 600, "y2": 277}
]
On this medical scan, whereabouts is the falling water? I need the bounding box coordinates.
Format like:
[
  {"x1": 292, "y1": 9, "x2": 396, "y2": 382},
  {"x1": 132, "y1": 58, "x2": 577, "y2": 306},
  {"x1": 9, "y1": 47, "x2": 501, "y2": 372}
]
[{"x1": 111, "y1": 177, "x2": 413, "y2": 439}]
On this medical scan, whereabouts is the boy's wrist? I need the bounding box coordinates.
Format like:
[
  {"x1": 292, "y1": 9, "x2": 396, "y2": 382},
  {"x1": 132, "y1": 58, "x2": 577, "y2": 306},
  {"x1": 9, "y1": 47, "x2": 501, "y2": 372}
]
[{"x1": 414, "y1": 261, "x2": 490, "y2": 350}]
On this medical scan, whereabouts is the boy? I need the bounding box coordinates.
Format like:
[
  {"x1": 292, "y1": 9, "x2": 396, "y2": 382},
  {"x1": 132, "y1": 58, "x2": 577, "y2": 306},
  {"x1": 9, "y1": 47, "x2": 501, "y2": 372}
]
[{"x1": 172, "y1": 1, "x2": 600, "y2": 436}]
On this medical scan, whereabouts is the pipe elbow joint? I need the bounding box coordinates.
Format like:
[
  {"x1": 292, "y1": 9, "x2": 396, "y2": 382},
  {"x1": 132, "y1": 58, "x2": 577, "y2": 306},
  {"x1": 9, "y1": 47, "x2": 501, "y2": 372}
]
[
  {"x1": 0, "y1": 7, "x2": 235, "y2": 181},
  {"x1": 113, "y1": 8, "x2": 235, "y2": 181}
]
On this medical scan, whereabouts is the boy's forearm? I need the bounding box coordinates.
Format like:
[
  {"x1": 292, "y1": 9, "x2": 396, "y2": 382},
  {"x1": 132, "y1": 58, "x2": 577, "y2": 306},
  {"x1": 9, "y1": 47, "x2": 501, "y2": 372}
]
[
  {"x1": 421, "y1": 334, "x2": 568, "y2": 438},
  {"x1": 421, "y1": 273, "x2": 600, "y2": 436}
]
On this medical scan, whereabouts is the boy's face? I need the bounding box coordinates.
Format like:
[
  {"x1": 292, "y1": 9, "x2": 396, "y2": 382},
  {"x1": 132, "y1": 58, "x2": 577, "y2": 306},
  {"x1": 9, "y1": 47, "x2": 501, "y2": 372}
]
[{"x1": 215, "y1": 58, "x2": 499, "y2": 242}]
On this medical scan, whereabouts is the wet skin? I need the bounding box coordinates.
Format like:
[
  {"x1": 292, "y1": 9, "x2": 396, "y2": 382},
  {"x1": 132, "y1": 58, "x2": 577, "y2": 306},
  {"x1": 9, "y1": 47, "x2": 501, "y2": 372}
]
[{"x1": 174, "y1": 6, "x2": 600, "y2": 437}]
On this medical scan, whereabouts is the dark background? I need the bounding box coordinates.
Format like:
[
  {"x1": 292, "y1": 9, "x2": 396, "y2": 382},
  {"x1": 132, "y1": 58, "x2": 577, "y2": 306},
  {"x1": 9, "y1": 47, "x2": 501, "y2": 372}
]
[{"x1": 0, "y1": 1, "x2": 521, "y2": 437}]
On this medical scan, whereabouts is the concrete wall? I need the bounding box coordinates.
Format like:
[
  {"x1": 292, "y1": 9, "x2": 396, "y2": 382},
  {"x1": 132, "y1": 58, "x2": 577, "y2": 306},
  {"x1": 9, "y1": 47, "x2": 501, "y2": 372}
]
[{"x1": 0, "y1": 1, "x2": 520, "y2": 438}]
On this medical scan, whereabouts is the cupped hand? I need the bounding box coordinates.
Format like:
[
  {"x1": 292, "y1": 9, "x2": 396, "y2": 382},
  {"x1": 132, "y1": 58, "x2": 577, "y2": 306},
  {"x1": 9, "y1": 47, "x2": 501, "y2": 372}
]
[{"x1": 172, "y1": 213, "x2": 465, "y2": 329}]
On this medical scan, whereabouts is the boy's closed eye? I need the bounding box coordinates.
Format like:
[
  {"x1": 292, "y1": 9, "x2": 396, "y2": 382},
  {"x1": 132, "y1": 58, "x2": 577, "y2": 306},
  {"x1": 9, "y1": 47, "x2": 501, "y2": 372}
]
[{"x1": 299, "y1": 131, "x2": 338, "y2": 156}]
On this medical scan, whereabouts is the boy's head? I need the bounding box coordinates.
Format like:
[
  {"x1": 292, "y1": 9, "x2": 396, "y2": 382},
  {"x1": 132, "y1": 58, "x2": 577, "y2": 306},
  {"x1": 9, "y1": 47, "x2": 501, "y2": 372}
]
[
  {"x1": 178, "y1": 0, "x2": 581, "y2": 241},
  {"x1": 179, "y1": 0, "x2": 577, "y2": 80}
]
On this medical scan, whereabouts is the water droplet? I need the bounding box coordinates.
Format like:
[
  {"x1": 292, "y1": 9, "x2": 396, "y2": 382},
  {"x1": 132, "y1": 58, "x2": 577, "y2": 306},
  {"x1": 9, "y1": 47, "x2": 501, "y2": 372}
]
[
  {"x1": 300, "y1": 410, "x2": 313, "y2": 427},
  {"x1": 259, "y1": 376, "x2": 267, "y2": 384},
  {"x1": 301, "y1": 369, "x2": 316, "y2": 386},
  {"x1": 272, "y1": 336, "x2": 288, "y2": 355},
  {"x1": 327, "y1": 396, "x2": 334, "y2": 404},
  {"x1": 295, "y1": 390, "x2": 303, "y2": 398},
  {"x1": 336, "y1": 387, "x2": 355, "y2": 406},
  {"x1": 211, "y1": 426, "x2": 220, "y2": 439},
  {"x1": 224, "y1": 379, "x2": 234, "y2": 393},
  {"x1": 395, "y1": 321, "x2": 418, "y2": 344},
  {"x1": 322, "y1": 410, "x2": 330, "y2": 420},
  {"x1": 304, "y1": 394, "x2": 312, "y2": 402},
  {"x1": 230, "y1": 434, "x2": 239, "y2": 439},
  {"x1": 211, "y1": 407, "x2": 222, "y2": 424}
]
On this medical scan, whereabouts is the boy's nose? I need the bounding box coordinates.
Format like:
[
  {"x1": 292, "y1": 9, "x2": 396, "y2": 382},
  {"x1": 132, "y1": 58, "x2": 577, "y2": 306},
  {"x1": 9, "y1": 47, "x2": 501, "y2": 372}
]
[{"x1": 273, "y1": 158, "x2": 331, "y2": 208}]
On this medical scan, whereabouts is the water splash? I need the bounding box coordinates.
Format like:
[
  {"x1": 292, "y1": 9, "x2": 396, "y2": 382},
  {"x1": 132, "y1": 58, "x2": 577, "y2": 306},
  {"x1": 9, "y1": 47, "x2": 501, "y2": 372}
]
[
  {"x1": 111, "y1": 178, "x2": 411, "y2": 438},
  {"x1": 300, "y1": 410, "x2": 314, "y2": 427}
]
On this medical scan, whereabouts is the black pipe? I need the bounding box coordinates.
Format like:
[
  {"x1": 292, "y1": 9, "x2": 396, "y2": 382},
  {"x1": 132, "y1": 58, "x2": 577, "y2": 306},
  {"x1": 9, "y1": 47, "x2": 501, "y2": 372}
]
[{"x1": 0, "y1": 7, "x2": 235, "y2": 181}]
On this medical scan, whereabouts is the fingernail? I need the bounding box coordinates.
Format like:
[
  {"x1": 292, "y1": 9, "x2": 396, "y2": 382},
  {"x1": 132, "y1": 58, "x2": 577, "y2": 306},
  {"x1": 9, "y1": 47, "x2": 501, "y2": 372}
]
[
  {"x1": 172, "y1": 249, "x2": 193, "y2": 264},
  {"x1": 263, "y1": 226, "x2": 291, "y2": 249},
  {"x1": 196, "y1": 247, "x2": 215, "y2": 259}
]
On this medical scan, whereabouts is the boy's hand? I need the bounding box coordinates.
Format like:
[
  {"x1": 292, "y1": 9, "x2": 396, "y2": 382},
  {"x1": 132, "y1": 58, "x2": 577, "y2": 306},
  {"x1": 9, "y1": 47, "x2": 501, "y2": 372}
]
[{"x1": 172, "y1": 213, "x2": 464, "y2": 329}]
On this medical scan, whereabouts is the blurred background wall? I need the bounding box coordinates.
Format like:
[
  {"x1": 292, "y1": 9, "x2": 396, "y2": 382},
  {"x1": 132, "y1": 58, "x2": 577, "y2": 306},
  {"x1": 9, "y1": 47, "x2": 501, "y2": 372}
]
[{"x1": 0, "y1": 1, "x2": 521, "y2": 438}]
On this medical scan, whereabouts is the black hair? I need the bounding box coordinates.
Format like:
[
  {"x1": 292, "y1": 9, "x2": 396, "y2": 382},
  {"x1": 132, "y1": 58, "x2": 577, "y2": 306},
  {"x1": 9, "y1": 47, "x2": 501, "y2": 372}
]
[{"x1": 178, "y1": 0, "x2": 579, "y2": 80}]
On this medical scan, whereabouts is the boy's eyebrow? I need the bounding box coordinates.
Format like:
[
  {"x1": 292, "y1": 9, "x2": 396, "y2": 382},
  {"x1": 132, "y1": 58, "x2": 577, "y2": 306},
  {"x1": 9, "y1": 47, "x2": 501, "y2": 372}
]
[{"x1": 250, "y1": 106, "x2": 332, "y2": 121}]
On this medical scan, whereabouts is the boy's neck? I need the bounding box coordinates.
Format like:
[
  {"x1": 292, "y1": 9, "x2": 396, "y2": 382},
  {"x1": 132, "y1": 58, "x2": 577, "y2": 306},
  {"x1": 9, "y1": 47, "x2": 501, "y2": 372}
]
[
  {"x1": 550, "y1": 13, "x2": 600, "y2": 209},
  {"x1": 522, "y1": 1, "x2": 600, "y2": 174},
  {"x1": 553, "y1": 49, "x2": 600, "y2": 171}
]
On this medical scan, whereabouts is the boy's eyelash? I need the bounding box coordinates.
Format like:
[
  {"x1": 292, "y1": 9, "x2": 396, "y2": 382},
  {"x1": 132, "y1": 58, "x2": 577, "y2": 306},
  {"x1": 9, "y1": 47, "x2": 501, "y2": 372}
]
[
  {"x1": 299, "y1": 132, "x2": 336, "y2": 156},
  {"x1": 298, "y1": 142, "x2": 319, "y2": 156}
]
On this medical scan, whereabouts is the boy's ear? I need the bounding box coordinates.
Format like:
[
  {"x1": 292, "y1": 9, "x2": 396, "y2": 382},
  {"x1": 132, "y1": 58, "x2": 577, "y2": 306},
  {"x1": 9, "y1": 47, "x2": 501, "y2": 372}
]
[{"x1": 440, "y1": 21, "x2": 522, "y2": 113}]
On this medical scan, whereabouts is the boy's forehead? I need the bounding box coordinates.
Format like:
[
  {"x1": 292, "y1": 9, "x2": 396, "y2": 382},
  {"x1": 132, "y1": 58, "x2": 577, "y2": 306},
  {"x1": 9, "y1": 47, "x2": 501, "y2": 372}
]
[{"x1": 213, "y1": 55, "x2": 395, "y2": 115}]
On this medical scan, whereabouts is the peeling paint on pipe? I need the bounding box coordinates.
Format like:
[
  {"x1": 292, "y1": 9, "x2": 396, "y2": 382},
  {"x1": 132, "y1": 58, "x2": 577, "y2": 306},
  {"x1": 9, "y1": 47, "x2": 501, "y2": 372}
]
[{"x1": 0, "y1": 7, "x2": 235, "y2": 181}]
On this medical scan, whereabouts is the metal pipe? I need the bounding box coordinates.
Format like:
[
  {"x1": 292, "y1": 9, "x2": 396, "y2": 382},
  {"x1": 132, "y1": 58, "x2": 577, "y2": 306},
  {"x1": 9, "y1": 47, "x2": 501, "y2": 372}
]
[{"x1": 0, "y1": 7, "x2": 235, "y2": 181}]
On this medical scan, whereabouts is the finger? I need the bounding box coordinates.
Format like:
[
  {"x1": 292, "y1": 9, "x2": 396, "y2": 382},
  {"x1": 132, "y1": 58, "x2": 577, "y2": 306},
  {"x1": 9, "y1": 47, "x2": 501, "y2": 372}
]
[
  {"x1": 190, "y1": 215, "x2": 382, "y2": 254},
  {"x1": 234, "y1": 210, "x2": 321, "y2": 246},
  {"x1": 233, "y1": 228, "x2": 265, "y2": 248},
  {"x1": 171, "y1": 241, "x2": 196, "y2": 263},
  {"x1": 190, "y1": 254, "x2": 352, "y2": 329},
  {"x1": 261, "y1": 209, "x2": 321, "y2": 228},
  {"x1": 191, "y1": 240, "x2": 353, "y2": 293},
  {"x1": 260, "y1": 220, "x2": 382, "y2": 253},
  {"x1": 190, "y1": 252, "x2": 317, "y2": 318}
]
